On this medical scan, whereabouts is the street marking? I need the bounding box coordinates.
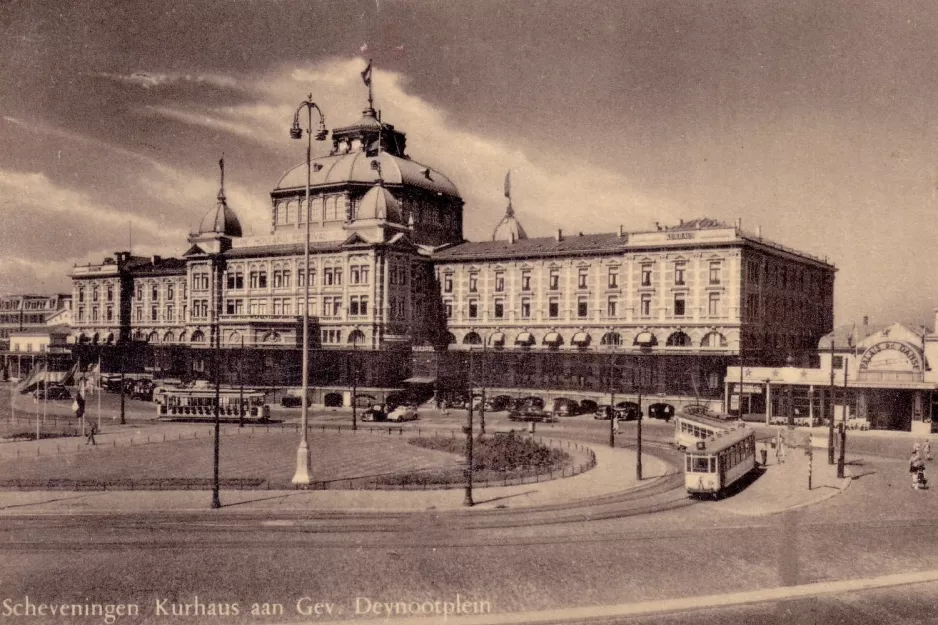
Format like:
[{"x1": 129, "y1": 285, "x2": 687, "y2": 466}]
[{"x1": 282, "y1": 569, "x2": 938, "y2": 625}]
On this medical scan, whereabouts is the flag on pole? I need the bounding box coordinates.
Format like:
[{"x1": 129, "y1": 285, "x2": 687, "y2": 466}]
[
  {"x1": 361, "y1": 59, "x2": 373, "y2": 87},
  {"x1": 504, "y1": 171, "x2": 511, "y2": 199}
]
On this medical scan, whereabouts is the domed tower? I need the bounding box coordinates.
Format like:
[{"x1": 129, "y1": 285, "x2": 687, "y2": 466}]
[
  {"x1": 188, "y1": 158, "x2": 242, "y2": 254},
  {"x1": 492, "y1": 171, "x2": 527, "y2": 243},
  {"x1": 270, "y1": 95, "x2": 464, "y2": 246}
]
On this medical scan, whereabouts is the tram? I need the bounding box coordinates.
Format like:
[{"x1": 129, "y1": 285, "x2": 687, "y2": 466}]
[
  {"x1": 157, "y1": 387, "x2": 271, "y2": 422},
  {"x1": 684, "y1": 426, "x2": 756, "y2": 498},
  {"x1": 673, "y1": 411, "x2": 740, "y2": 450}
]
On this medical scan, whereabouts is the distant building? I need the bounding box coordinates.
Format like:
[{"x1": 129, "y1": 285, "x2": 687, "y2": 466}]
[{"x1": 0, "y1": 294, "x2": 71, "y2": 379}]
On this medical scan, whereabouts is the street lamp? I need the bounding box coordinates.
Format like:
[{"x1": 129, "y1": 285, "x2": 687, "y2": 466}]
[
  {"x1": 464, "y1": 348, "x2": 475, "y2": 507},
  {"x1": 290, "y1": 95, "x2": 328, "y2": 487}
]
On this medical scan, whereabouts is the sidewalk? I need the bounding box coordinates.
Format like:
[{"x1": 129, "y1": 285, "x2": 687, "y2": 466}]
[{"x1": 715, "y1": 445, "x2": 852, "y2": 516}]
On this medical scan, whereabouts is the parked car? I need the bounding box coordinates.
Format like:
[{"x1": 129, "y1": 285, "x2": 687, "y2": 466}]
[
  {"x1": 484, "y1": 395, "x2": 512, "y2": 412},
  {"x1": 614, "y1": 401, "x2": 642, "y2": 421},
  {"x1": 280, "y1": 395, "x2": 302, "y2": 408},
  {"x1": 508, "y1": 408, "x2": 556, "y2": 423},
  {"x1": 520, "y1": 396, "x2": 545, "y2": 411},
  {"x1": 594, "y1": 405, "x2": 615, "y2": 420},
  {"x1": 33, "y1": 385, "x2": 71, "y2": 400},
  {"x1": 552, "y1": 397, "x2": 580, "y2": 417},
  {"x1": 361, "y1": 405, "x2": 387, "y2": 422},
  {"x1": 648, "y1": 402, "x2": 675, "y2": 421},
  {"x1": 579, "y1": 399, "x2": 599, "y2": 414},
  {"x1": 386, "y1": 405, "x2": 419, "y2": 422}
]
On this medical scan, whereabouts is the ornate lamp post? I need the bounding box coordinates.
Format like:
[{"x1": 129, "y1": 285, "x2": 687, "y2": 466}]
[{"x1": 290, "y1": 95, "x2": 328, "y2": 487}]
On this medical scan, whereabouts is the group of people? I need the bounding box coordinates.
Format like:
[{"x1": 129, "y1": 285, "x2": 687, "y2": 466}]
[{"x1": 911, "y1": 441, "x2": 932, "y2": 490}]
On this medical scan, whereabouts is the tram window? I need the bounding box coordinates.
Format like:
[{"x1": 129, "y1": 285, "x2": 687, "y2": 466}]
[
  {"x1": 692, "y1": 457, "x2": 710, "y2": 472},
  {"x1": 709, "y1": 458, "x2": 716, "y2": 472}
]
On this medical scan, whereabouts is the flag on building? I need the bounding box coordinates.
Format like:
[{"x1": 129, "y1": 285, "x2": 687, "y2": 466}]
[{"x1": 361, "y1": 59, "x2": 373, "y2": 87}]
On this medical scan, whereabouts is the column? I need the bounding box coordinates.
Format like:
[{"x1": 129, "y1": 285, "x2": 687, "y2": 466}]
[
  {"x1": 765, "y1": 381, "x2": 772, "y2": 425},
  {"x1": 808, "y1": 385, "x2": 814, "y2": 426}
]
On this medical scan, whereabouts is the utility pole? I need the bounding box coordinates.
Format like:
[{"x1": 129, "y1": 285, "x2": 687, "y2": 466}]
[
  {"x1": 211, "y1": 253, "x2": 222, "y2": 510},
  {"x1": 608, "y1": 350, "x2": 616, "y2": 448},
  {"x1": 238, "y1": 335, "x2": 244, "y2": 428},
  {"x1": 837, "y1": 358, "x2": 848, "y2": 479},
  {"x1": 119, "y1": 342, "x2": 126, "y2": 426},
  {"x1": 463, "y1": 349, "x2": 474, "y2": 507},
  {"x1": 828, "y1": 340, "x2": 835, "y2": 465},
  {"x1": 351, "y1": 341, "x2": 358, "y2": 432},
  {"x1": 636, "y1": 354, "x2": 643, "y2": 481},
  {"x1": 478, "y1": 344, "x2": 486, "y2": 436}
]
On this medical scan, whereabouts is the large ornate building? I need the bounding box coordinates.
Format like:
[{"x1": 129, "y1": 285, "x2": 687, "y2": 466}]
[{"x1": 69, "y1": 81, "x2": 836, "y2": 401}]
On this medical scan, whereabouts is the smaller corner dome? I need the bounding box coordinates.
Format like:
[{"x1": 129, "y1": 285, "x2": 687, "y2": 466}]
[
  {"x1": 358, "y1": 185, "x2": 402, "y2": 222},
  {"x1": 198, "y1": 196, "x2": 243, "y2": 237},
  {"x1": 492, "y1": 211, "x2": 528, "y2": 242}
]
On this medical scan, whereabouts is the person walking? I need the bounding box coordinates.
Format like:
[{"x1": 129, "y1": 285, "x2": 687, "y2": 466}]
[
  {"x1": 911, "y1": 445, "x2": 926, "y2": 489},
  {"x1": 85, "y1": 422, "x2": 97, "y2": 446},
  {"x1": 760, "y1": 440, "x2": 769, "y2": 467},
  {"x1": 924, "y1": 439, "x2": 932, "y2": 462},
  {"x1": 777, "y1": 438, "x2": 787, "y2": 464}
]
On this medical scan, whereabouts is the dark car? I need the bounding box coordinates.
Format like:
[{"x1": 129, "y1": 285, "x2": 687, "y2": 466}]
[
  {"x1": 520, "y1": 396, "x2": 545, "y2": 411},
  {"x1": 33, "y1": 385, "x2": 71, "y2": 400},
  {"x1": 579, "y1": 399, "x2": 599, "y2": 414},
  {"x1": 615, "y1": 401, "x2": 642, "y2": 421},
  {"x1": 280, "y1": 395, "x2": 302, "y2": 408},
  {"x1": 484, "y1": 395, "x2": 512, "y2": 412},
  {"x1": 508, "y1": 408, "x2": 557, "y2": 423},
  {"x1": 361, "y1": 405, "x2": 387, "y2": 422},
  {"x1": 648, "y1": 402, "x2": 675, "y2": 421},
  {"x1": 552, "y1": 397, "x2": 580, "y2": 417}
]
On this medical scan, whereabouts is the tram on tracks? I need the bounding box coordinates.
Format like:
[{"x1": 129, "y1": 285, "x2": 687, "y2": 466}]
[
  {"x1": 673, "y1": 410, "x2": 741, "y2": 450},
  {"x1": 684, "y1": 426, "x2": 757, "y2": 498},
  {"x1": 156, "y1": 387, "x2": 271, "y2": 422}
]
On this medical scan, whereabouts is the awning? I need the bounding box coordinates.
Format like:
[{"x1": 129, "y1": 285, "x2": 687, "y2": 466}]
[
  {"x1": 489, "y1": 332, "x2": 505, "y2": 346},
  {"x1": 515, "y1": 332, "x2": 534, "y2": 346},
  {"x1": 403, "y1": 376, "x2": 436, "y2": 384},
  {"x1": 572, "y1": 332, "x2": 590, "y2": 346},
  {"x1": 635, "y1": 331, "x2": 655, "y2": 346},
  {"x1": 543, "y1": 332, "x2": 562, "y2": 345}
]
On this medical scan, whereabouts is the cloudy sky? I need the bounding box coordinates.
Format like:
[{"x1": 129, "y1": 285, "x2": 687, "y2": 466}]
[{"x1": 2, "y1": 0, "x2": 938, "y2": 328}]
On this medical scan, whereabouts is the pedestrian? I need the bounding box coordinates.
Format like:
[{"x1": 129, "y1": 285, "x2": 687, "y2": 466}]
[
  {"x1": 911, "y1": 448, "x2": 926, "y2": 489},
  {"x1": 924, "y1": 440, "x2": 932, "y2": 462},
  {"x1": 777, "y1": 439, "x2": 787, "y2": 464},
  {"x1": 760, "y1": 441, "x2": 769, "y2": 467},
  {"x1": 441, "y1": 399, "x2": 449, "y2": 416},
  {"x1": 613, "y1": 416, "x2": 620, "y2": 435},
  {"x1": 86, "y1": 422, "x2": 97, "y2": 446}
]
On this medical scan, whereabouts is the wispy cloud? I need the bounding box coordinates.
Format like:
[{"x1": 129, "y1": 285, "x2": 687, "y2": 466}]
[{"x1": 95, "y1": 71, "x2": 238, "y2": 90}]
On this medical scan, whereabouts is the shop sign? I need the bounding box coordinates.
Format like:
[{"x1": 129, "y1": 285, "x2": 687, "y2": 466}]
[{"x1": 859, "y1": 340, "x2": 921, "y2": 371}]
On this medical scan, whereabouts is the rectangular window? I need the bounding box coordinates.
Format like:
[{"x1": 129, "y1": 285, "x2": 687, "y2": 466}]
[
  {"x1": 135, "y1": 307, "x2": 142, "y2": 322},
  {"x1": 350, "y1": 267, "x2": 360, "y2": 285},
  {"x1": 135, "y1": 285, "x2": 142, "y2": 299},
  {"x1": 150, "y1": 306, "x2": 157, "y2": 321},
  {"x1": 324, "y1": 269, "x2": 333, "y2": 286},
  {"x1": 641, "y1": 294, "x2": 651, "y2": 316},
  {"x1": 334, "y1": 269, "x2": 342, "y2": 285},
  {"x1": 578, "y1": 268, "x2": 588, "y2": 289},
  {"x1": 78, "y1": 288, "x2": 85, "y2": 303},
  {"x1": 549, "y1": 298, "x2": 559, "y2": 318},
  {"x1": 607, "y1": 296, "x2": 617, "y2": 318},
  {"x1": 272, "y1": 299, "x2": 283, "y2": 315},
  {"x1": 549, "y1": 270, "x2": 559, "y2": 290},
  {"x1": 641, "y1": 264, "x2": 652, "y2": 286},
  {"x1": 469, "y1": 274, "x2": 478, "y2": 293},
  {"x1": 443, "y1": 275, "x2": 453, "y2": 293},
  {"x1": 495, "y1": 272, "x2": 505, "y2": 292},
  {"x1": 106, "y1": 286, "x2": 113, "y2": 302},
  {"x1": 674, "y1": 262, "x2": 686, "y2": 286},
  {"x1": 521, "y1": 298, "x2": 531, "y2": 318},
  {"x1": 91, "y1": 306, "x2": 98, "y2": 322},
  {"x1": 608, "y1": 268, "x2": 618, "y2": 288},
  {"x1": 708, "y1": 293, "x2": 720, "y2": 316},
  {"x1": 494, "y1": 299, "x2": 504, "y2": 318},
  {"x1": 832, "y1": 356, "x2": 844, "y2": 369},
  {"x1": 250, "y1": 271, "x2": 259, "y2": 289},
  {"x1": 468, "y1": 300, "x2": 478, "y2": 318},
  {"x1": 709, "y1": 262, "x2": 721, "y2": 285},
  {"x1": 674, "y1": 294, "x2": 686, "y2": 316},
  {"x1": 445, "y1": 302, "x2": 452, "y2": 318},
  {"x1": 106, "y1": 306, "x2": 113, "y2": 321},
  {"x1": 151, "y1": 286, "x2": 158, "y2": 300},
  {"x1": 577, "y1": 297, "x2": 588, "y2": 318},
  {"x1": 360, "y1": 267, "x2": 369, "y2": 284},
  {"x1": 521, "y1": 271, "x2": 531, "y2": 291}
]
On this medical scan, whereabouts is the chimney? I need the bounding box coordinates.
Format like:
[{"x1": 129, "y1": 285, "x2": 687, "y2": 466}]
[
  {"x1": 556, "y1": 229, "x2": 563, "y2": 242},
  {"x1": 618, "y1": 225, "x2": 624, "y2": 238},
  {"x1": 509, "y1": 231, "x2": 516, "y2": 244},
  {"x1": 735, "y1": 218, "x2": 741, "y2": 230},
  {"x1": 151, "y1": 255, "x2": 161, "y2": 264},
  {"x1": 757, "y1": 226, "x2": 762, "y2": 239}
]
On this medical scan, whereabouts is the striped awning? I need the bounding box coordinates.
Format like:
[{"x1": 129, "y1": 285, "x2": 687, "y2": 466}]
[
  {"x1": 572, "y1": 332, "x2": 590, "y2": 346},
  {"x1": 635, "y1": 331, "x2": 655, "y2": 346},
  {"x1": 489, "y1": 332, "x2": 505, "y2": 346},
  {"x1": 543, "y1": 332, "x2": 562, "y2": 345},
  {"x1": 515, "y1": 332, "x2": 534, "y2": 346}
]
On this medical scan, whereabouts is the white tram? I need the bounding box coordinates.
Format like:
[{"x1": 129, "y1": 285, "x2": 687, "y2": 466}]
[
  {"x1": 673, "y1": 412, "x2": 741, "y2": 450},
  {"x1": 157, "y1": 387, "x2": 271, "y2": 422},
  {"x1": 684, "y1": 426, "x2": 756, "y2": 498}
]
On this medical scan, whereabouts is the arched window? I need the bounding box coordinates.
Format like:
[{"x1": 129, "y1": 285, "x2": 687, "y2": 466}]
[
  {"x1": 147, "y1": 331, "x2": 159, "y2": 343},
  {"x1": 163, "y1": 331, "x2": 175, "y2": 343},
  {"x1": 190, "y1": 330, "x2": 205, "y2": 343},
  {"x1": 348, "y1": 330, "x2": 366, "y2": 345},
  {"x1": 701, "y1": 332, "x2": 728, "y2": 348},
  {"x1": 263, "y1": 331, "x2": 282, "y2": 344},
  {"x1": 92, "y1": 332, "x2": 100, "y2": 345},
  {"x1": 600, "y1": 332, "x2": 622, "y2": 346},
  {"x1": 666, "y1": 331, "x2": 691, "y2": 347},
  {"x1": 463, "y1": 332, "x2": 482, "y2": 345},
  {"x1": 444, "y1": 332, "x2": 456, "y2": 345}
]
